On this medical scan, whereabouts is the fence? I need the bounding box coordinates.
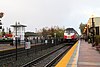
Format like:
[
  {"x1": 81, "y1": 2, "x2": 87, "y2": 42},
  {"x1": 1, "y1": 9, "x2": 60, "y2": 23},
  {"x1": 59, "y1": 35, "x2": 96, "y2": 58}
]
[{"x1": 0, "y1": 37, "x2": 64, "y2": 67}]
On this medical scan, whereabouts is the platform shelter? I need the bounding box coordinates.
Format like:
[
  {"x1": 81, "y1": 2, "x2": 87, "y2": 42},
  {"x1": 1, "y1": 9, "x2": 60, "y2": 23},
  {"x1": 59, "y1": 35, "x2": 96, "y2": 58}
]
[{"x1": 11, "y1": 22, "x2": 26, "y2": 44}]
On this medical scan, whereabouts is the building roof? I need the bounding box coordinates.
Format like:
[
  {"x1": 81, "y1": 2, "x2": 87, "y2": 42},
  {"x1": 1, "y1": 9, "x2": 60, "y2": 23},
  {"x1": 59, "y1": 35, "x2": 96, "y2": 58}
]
[
  {"x1": 11, "y1": 24, "x2": 26, "y2": 27},
  {"x1": 25, "y1": 32, "x2": 41, "y2": 37}
]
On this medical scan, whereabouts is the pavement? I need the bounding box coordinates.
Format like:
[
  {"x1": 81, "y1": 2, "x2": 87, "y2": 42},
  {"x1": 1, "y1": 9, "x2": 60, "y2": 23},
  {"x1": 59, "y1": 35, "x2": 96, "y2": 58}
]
[
  {"x1": 0, "y1": 44, "x2": 15, "y2": 51},
  {"x1": 78, "y1": 40, "x2": 100, "y2": 67},
  {"x1": 0, "y1": 43, "x2": 41, "y2": 52},
  {"x1": 55, "y1": 41, "x2": 79, "y2": 67}
]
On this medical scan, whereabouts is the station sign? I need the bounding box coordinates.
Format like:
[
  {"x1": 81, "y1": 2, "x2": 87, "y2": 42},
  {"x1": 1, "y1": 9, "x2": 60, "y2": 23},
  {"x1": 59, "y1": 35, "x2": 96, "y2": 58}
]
[{"x1": 25, "y1": 42, "x2": 31, "y2": 49}]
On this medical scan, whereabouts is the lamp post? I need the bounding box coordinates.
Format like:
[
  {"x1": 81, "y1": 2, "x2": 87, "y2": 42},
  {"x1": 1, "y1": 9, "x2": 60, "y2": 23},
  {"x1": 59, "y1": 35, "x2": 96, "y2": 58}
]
[
  {"x1": 54, "y1": 33, "x2": 56, "y2": 45},
  {"x1": 92, "y1": 16, "x2": 95, "y2": 47},
  {"x1": 15, "y1": 22, "x2": 18, "y2": 60}
]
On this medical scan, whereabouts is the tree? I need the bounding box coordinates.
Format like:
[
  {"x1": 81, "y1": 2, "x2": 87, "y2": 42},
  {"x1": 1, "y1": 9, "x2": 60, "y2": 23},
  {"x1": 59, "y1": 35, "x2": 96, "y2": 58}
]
[
  {"x1": 79, "y1": 23, "x2": 86, "y2": 34},
  {"x1": 40, "y1": 26, "x2": 64, "y2": 38}
]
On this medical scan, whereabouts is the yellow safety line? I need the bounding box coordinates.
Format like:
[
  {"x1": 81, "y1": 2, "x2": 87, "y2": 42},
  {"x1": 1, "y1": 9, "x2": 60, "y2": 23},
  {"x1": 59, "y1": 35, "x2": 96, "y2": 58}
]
[
  {"x1": 55, "y1": 41, "x2": 78, "y2": 67},
  {"x1": 0, "y1": 47, "x2": 16, "y2": 52},
  {"x1": 0, "y1": 45, "x2": 24, "y2": 52}
]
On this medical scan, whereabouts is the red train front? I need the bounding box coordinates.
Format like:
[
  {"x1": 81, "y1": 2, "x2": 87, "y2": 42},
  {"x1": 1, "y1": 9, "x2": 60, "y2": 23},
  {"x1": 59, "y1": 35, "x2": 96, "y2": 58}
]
[{"x1": 64, "y1": 28, "x2": 78, "y2": 43}]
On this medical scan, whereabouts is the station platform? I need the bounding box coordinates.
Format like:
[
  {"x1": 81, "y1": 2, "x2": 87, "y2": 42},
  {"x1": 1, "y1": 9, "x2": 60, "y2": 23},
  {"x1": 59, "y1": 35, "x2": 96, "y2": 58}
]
[
  {"x1": 0, "y1": 43, "x2": 40, "y2": 52},
  {"x1": 0, "y1": 44, "x2": 14, "y2": 51},
  {"x1": 56, "y1": 40, "x2": 100, "y2": 67}
]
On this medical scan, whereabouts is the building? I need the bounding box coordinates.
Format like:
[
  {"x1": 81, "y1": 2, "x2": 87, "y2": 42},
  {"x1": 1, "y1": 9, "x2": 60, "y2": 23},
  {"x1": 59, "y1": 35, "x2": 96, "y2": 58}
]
[
  {"x1": 0, "y1": 12, "x2": 4, "y2": 37},
  {"x1": 11, "y1": 22, "x2": 26, "y2": 44},
  {"x1": 87, "y1": 17, "x2": 100, "y2": 35}
]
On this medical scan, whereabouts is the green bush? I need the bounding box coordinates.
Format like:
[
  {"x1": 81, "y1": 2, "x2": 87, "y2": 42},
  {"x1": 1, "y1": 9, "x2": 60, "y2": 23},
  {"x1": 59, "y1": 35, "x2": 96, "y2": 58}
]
[
  {"x1": 95, "y1": 35, "x2": 100, "y2": 45},
  {"x1": 0, "y1": 38, "x2": 13, "y2": 42}
]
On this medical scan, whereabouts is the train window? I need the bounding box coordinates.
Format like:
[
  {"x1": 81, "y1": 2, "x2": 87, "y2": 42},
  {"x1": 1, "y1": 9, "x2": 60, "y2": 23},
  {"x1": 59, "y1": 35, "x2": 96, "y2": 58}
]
[
  {"x1": 65, "y1": 30, "x2": 75, "y2": 33},
  {"x1": 70, "y1": 31, "x2": 74, "y2": 33}
]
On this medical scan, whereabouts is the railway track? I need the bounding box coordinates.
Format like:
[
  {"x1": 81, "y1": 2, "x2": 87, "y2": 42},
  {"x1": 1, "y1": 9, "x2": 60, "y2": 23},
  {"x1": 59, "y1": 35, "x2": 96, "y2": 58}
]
[
  {"x1": 0, "y1": 44, "x2": 46, "y2": 59},
  {"x1": 21, "y1": 45, "x2": 72, "y2": 67},
  {"x1": 0, "y1": 43, "x2": 69, "y2": 67}
]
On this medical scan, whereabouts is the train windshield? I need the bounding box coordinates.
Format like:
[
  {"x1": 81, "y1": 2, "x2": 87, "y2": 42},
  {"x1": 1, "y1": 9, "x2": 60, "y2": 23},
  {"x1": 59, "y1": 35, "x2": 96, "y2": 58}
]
[
  {"x1": 70, "y1": 30, "x2": 74, "y2": 33},
  {"x1": 65, "y1": 30, "x2": 74, "y2": 33}
]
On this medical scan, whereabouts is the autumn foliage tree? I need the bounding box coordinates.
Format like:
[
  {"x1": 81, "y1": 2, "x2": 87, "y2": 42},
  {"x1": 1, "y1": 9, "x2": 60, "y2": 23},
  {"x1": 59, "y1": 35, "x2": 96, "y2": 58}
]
[
  {"x1": 79, "y1": 23, "x2": 87, "y2": 35},
  {"x1": 40, "y1": 26, "x2": 64, "y2": 38}
]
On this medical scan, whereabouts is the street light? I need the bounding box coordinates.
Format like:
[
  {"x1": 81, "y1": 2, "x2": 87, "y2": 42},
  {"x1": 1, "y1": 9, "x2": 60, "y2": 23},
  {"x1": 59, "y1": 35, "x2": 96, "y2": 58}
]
[
  {"x1": 15, "y1": 22, "x2": 18, "y2": 60},
  {"x1": 91, "y1": 15, "x2": 95, "y2": 47},
  {"x1": 54, "y1": 33, "x2": 56, "y2": 45}
]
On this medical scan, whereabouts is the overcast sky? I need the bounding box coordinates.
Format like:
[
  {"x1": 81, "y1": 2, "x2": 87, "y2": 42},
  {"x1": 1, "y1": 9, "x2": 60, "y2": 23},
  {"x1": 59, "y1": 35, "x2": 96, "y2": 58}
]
[{"x1": 0, "y1": 0, "x2": 100, "y2": 34}]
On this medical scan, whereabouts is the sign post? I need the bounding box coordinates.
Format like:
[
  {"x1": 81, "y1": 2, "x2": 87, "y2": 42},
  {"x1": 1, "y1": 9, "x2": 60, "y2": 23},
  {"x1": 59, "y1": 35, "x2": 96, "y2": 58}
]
[
  {"x1": 25, "y1": 42, "x2": 31, "y2": 49},
  {"x1": 25, "y1": 42, "x2": 31, "y2": 56},
  {"x1": 15, "y1": 22, "x2": 18, "y2": 60}
]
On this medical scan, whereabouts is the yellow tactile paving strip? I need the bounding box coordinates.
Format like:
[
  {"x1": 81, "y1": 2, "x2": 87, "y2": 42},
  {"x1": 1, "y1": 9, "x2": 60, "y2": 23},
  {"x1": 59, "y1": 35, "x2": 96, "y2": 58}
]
[
  {"x1": 0, "y1": 43, "x2": 39, "y2": 52},
  {"x1": 0, "y1": 44, "x2": 24, "y2": 52},
  {"x1": 55, "y1": 41, "x2": 79, "y2": 67}
]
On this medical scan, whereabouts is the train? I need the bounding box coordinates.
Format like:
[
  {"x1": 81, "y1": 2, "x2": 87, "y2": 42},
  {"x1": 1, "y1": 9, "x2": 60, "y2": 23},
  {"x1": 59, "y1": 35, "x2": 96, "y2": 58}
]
[{"x1": 64, "y1": 28, "x2": 79, "y2": 43}]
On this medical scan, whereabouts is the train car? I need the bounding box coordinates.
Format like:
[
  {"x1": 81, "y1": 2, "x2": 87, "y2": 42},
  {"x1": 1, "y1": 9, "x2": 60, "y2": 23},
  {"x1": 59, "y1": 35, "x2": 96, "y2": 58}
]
[{"x1": 64, "y1": 28, "x2": 79, "y2": 43}]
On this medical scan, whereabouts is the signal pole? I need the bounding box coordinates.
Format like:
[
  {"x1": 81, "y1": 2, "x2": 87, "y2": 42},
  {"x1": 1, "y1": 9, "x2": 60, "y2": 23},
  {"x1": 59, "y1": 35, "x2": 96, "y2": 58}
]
[
  {"x1": 92, "y1": 16, "x2": 95, "y2": 47},
  {"x1": 15, "y1": 22, "x2": 18, "y2": 60}
]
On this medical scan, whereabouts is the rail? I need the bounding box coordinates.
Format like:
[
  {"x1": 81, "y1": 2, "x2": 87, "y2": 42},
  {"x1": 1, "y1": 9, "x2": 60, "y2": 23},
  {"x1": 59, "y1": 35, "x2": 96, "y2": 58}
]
[{"x1": 21, "y1": 44, "x2": 72, "y2": 67}]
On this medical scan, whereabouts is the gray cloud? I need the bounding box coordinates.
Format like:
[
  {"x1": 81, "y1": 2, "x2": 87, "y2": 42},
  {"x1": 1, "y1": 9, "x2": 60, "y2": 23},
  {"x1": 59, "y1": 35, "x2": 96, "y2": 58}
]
[{"x1": 0, "y1": 0, "x2": 100, "y2": 34}]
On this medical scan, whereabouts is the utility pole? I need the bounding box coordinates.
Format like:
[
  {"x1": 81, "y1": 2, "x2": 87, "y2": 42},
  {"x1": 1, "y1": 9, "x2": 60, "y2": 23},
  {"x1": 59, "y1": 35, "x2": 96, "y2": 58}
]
[
  {"x1": 92, "y1": 17, "x2": 95, "y2": 47},
  {"x1": 15, "y1": 22, "x2": 18, "y2": 60},
  {"x1": 54, "y1": 33, "x2": 56, "y2": 45}
]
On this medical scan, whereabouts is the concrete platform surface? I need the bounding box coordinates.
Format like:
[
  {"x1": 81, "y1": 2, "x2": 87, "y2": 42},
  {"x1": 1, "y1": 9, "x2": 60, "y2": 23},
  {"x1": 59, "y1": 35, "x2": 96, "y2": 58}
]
[{"x1": 78, "y1": 40, "x2": 100, "y2": 67}]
